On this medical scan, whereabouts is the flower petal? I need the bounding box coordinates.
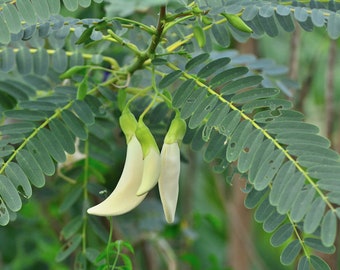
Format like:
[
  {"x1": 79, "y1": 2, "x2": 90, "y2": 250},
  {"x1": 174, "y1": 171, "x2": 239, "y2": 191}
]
[
  {"x1": 137, "y1": 148, "x2": 161, "y2": 195},
  {"x1": 158, "y1": 143, "x2": 181, "y2": 223},
  {"x1": 87, "y1": 135, "x2": 146, "y2": 216}
]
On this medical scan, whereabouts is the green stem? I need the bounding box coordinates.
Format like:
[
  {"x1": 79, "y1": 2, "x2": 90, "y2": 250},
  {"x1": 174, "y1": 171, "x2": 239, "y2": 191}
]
[
  {"x1": 82, "y1": 139, "x2": 90, "y2": 253},
  {"x1": 125, "y1": 5, "x2": 167, "y2": 75}
]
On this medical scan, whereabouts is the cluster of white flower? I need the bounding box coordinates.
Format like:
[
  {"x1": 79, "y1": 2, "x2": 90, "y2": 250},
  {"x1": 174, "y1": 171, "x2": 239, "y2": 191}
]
[{"x1": 87, "y1": 108, "x2": 186, "y2": 223}]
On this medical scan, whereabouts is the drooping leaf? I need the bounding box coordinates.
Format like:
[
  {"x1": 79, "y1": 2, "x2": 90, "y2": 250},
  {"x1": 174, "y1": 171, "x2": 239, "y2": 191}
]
[
  {"x1": 0, "y1": 175, "x2": 22, "y2": 212},
  {"x1": 61, "y1": 110, "x2": 88, "y2": 140},
  {"x1": 188, "y1": 95, "x2": 218, "y2": 129},
  {"x1": 26, "y1": 138, "x2": 56, "y2": 176},
  {"x1": 304, "y1": 197, "x2": 326, "y2": 234},
  {"x1": 320, "y1": 210, "x2": 337, "y2": 247},
  {"x1": 270, "y1": 223, "x2": 294, "y2": 247},
  {"x1": 37, "y1": 128, "x2": 67, "y2": 163},
  {"x1": 5, "y1": 162, "x2": 32, "y2": 198},
  {"x1": 280, "y1": 240, "x2": 301, "y2": 265},
  {"x1": 16, "y1": 149, "x2": 46, "y2": 188},
  {"x1": 55, "y1": 234, "x2": 82, "y2": 262}
]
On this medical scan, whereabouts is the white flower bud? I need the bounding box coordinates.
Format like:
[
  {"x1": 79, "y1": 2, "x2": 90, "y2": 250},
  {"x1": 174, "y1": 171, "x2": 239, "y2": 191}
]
[{"x1": 158, "y1": 142, "x2": 181, "y2": 223}]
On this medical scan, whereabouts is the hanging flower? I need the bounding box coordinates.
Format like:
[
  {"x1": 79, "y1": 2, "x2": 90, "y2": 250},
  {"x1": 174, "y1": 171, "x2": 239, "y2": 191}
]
[
  {"x1": 158, "y1": 116, "x2": 186, "y2": 223},
  {"x1": 87, "y1": 109, "x2": 147, "y2": 216},
  {"x1": 135, "y1": 120, "x2": 161, "y2": 196}
]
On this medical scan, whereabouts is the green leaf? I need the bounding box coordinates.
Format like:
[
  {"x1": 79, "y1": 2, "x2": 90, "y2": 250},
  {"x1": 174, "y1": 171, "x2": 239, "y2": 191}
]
[
  {"x1": 55, "y1": 234, "x2": 82, "y2": 262},
  {"x1": 321, "y1": 210, "x2": 337, "y2": 247},
  {"x1": 16, "y1": 149, "x2": 45, "y2": 188},
  {"x1": 290, "y1": 185, "x2": 315, "y2": 222},
  {"x1": 59, "y1": 185, "x2": 82, "y2": 213},
  {"x1": 4, "y1": 109, "x2": 47, "y2": 121},
  {"x1": 280, "y1": 240, "x2": 301, "y2": 265},
  {"x1": 253, "y1": 149, "x2": 286, "y2": 190},
  {"x1": 16, "y1": 47, "x2": 33, "y2": 75},
  {"x1": 277, "y1": 173, "x2": 305, "y2": 214},
  {"x1": 288, "y1": 144, "x2": 339, "y2": 160},
  {"x1": 222, "y1": 76, "x2": 263, "y2": 95},
  {"x1": 270, "y1": 223, "x2": 293, "y2": 247},
  {"x1": 210, "y1": 67, "x2": 249, "y2": 87},
  {"x1": 304, "y1": 238, "x2": 335, "y2": 254},
  {"x1": 0, "y1": 199, "x2": 10, "y2": 226},
  {"x1": 204, "y1": 131, "x2": 226, "y2": 162},
  {"x1": 27, "y1": 138, "x2": 56, "y2": 176},
  {"x1": 266, "y1": 121, "x2": 319, "y2": 134},
  {"x1": 311, "y1": 9, "x2": 325, "y2": 27},
  {"x1": 297, "y1": 256, "x2": 309, "y2": 270},
  {"x1": 203, "y1": 103, "x2": 230, "y2": 141},
  {"x1": 172, "y1": 79, "x2": 196, "y2": 108},
  {"x1": 217, "y1": 110, "x2": 241, "y2": 137},
  {"x1": 254, "y1": 197, "x2": 275, "y2": 222},
  {"x1": 238, "y1": 129, "x2": 264, "y2": 173},
  {"x1": 72, "y1": 100, "x2": 95, "y2": 126},
  {"x1": 0, "y1": 15, "x2": 10, "y2": 44},
  {"x1": 49, "y1": 119, "x2": 76, "y2": 154},
  {"x1": 16, "y1": 0, "x2": 37, "y2": 25},
  {"x1": 188, "y1": 95, "x2": 218, "y2": 129},
  {"x1": 159, "y1": 70, "x2": 182, "y2": 89},
  {"x1": 0, "y1": 175, "x2": 22, "y2": 212},
  {"x1": 231, "y1": 88, "x2": 279, "y2": 104},
  {"x1": 52, "y1": 49, "x2": 68, "y2": 73},
  {"x1": 226, "y1": 121, "x2": 252, "y2": 162},
  {"x1": 242, "y1": 98, "x2": 292, "y2": 113},
  {"x1": 76, "y1": 77, "x2": 88, "y2": 100},
  {"x1": 5, "y1": 162, "x2": 32, "y2": 198},
  {"x1": 33, "y1": 48, "x2": 50, "y2": 76},
  {"x1": 0, "y1": 48, "x2": 15, "y2": 72},
  {"x1": 263, "y1": 211, "x2": 286, "y2": 233},
  {"x1": 276, "y1": 13, "x2": 295, "y2": 32},
  {"x1": 0, "y1": 122, "x2": 36, "y2": 135},
  {"x1": 63, "y1": 0, "x2": 79, "y2": 12},
  {"x1": 244, "y1": 187, "x2": 268, "y2": 209},
  {"x1": 61, "y1": 110, "x2": 88, "y2": 140},
  {"x1": 304, "y1": 197, "x2": 326, "y2": 234},
  {"x1": 327, "y1": 12, "x2": 340, "y2": 39},
  {"x1": 258, "y1": 15, "x2": 278, "y2": 37},
  {"x1": 79, "y1": 0, "x2": 91, "y2": 8},
  {"x1": 197, "y1": 57, "x2": 231, "y2": 78},
  {"x1": 249, "y1": 140, "x2": 274, "y2": 183},
  {"x1": 310, "y1": 255, "x2": 331, "y2": 270},
  {"x1": 61, "y1": 216, "x2": 83, "y2": 240},
  {"x1": 193, "y1": 23, "x2": 206, "y2": 48},
  {"x1": 276, "y1": 132, "x2": 330, "y2": 148},
  {"x1": 294, "y1": 7, "x2": 309, "y2": 22},
  {"x1": 32, "y1": 0, "x2": 51, "y2": 20},
  {"x1": 211, "y1": 23, "x2": 230, "y2": 47},
  {"x1": 47, "y1": 0, "x2": 61, "y2": 14},
  {"x1": 2, "y1": 4, "x2": 22, "y2": 34},
  {"x1": 37, "y1": 128, "x2": 67, "y2": 163},
  {"x1": 185, "y1": 53, "x2": 209, "y2": 71},
  {"x1": 180, "y1": 88, "x2": 206, "y2": 120},
  {"x1": 190, "y1": 125, "x2": 206, "y2": 152}
]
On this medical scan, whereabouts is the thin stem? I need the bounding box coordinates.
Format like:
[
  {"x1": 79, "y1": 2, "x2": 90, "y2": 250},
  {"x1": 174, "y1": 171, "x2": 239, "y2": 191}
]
[
  {"x1": 82, "y1": 139, "x2": 90, "y2": 253},
  {"x1": 125, "y1": 6, "x2": 167, "y2": 75}
]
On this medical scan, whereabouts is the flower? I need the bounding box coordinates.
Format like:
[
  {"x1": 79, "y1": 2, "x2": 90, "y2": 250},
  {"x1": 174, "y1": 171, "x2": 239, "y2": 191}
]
[
  {"x1": 87, "y1": 109, "x2": 147, "y2": 216},
  {"x1": 87, "y1": 135, "x2": 146, "y2": 216},
  {"x1": 158, "y1": 116, "x2": 186, "y2": 223},
  {"x1": 135, "y1": 120, "x2": 161, "y2": 196},
  {"x1": 87, "y1": 111, "x2": 186, "y2": 224}
]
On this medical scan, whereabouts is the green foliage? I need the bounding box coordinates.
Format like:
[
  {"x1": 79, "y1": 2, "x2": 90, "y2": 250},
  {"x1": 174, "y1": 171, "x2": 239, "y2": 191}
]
[{"x1": 0, "y1": 0, "x2": 339, "y2": 269}]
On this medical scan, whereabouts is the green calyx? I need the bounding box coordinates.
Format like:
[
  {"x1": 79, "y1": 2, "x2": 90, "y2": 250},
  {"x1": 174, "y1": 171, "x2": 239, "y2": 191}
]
[
  {"x1": 135, "y1": 120, "x2": 159, "y2": 157},
  {"x1": 119, "y1": 108, "x2": 138, "y2": 143},
  {"x1": 164, "y1": 116, "x2": 187, "y2": 144}
]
